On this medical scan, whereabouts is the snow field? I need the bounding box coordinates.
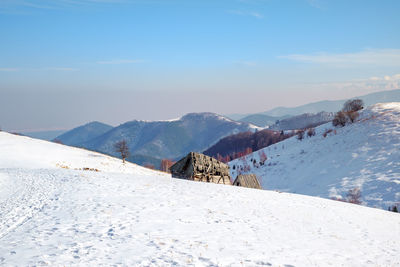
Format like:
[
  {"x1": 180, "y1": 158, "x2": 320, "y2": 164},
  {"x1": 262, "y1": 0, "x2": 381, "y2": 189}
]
[{"x1": 0, "y1": 125, "x2": 400, "y2": 266}]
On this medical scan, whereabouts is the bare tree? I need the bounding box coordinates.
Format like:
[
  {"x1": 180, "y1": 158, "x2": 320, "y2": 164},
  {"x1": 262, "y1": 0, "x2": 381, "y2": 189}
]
[
  {"x1": 114, "y1": 140, "x2": 130, "y2": 163},
  {"x1": 343, "y1": 99, "x2": 364, "y2": 112},
  {"x1": 347, "y1": 187, "x2": 362, "y2": 204}
]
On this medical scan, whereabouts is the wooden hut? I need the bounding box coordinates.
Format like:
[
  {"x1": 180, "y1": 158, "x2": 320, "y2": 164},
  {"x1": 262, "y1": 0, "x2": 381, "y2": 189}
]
[
  {"x1": 169, "y1": 152, "x2": 231, "y2": 185},
  {"x1": 233, "y1": 174, "x2": 261, "y2": 189}
]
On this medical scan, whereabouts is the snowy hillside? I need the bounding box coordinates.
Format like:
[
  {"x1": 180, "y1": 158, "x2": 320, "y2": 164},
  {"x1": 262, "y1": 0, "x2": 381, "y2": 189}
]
[
  {"x1": 1, "y1": 132, "x2": 400, "y2": 266},
  {"x1": 0, "y1": 132, "x2": 151, "y2": 175},
  {"x1": 229, "y1": 103, "x2": 400, "y2": 209}
]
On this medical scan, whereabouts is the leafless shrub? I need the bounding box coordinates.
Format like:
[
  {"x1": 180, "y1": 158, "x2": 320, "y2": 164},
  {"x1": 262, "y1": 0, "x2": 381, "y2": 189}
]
[
  {"x1": 307, "y1": 128, "x2": 316, "y2": 137},
  {"x1": 347, "y1": 187, "x2": 362, "y2": 204},
  {"x1": 322, "y1": 128, "x2": 333, "y2": 138},
  {"x1": 346, "y1": 110, "x2": 359, "y2": 123},
  {"x1": 343, "y1": 99, "x2": 364, "y2": 112},
  {"x1": 297, "y1": 129, "x2": 305, "y2": 140},
  {"x1": 332, "y1": 111, "x2": 347, "y2": 127}
]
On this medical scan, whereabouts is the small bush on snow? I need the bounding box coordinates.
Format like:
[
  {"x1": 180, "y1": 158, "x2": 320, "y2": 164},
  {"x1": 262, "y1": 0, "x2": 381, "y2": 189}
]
[
  {"x1": 333, "y1": 111, "x2": 347, "y2": 127},
  {"x1": 307, "y1": 128, "x2": 316, "y2": 137},
  {"x1": 347, "y1": 188, "x2": 362, "y2": 205},
  {"x1": 297, "y1": 130, "x2": 305, "y2": 140},
  {"x1": 323, "y1": 129, "x2": 333, "y2": 138}
]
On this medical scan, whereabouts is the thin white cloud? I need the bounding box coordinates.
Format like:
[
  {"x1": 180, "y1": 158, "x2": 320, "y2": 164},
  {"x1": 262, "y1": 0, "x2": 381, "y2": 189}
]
[
  {"x1": 0, "y1": 68, "x2": 19, "y2": 72},
  {"x1": 227, "y1": 10, "x2": 264, "y2": 19},
  {"x1": 308, "y1": 73, "x2": 400, "y2": 95},
  {"x1": 97, "y1": 59, "x2": 144, "y2": 65},
  {"x1": 280, "y1": 49, "x2": 400, "y2": 67}
]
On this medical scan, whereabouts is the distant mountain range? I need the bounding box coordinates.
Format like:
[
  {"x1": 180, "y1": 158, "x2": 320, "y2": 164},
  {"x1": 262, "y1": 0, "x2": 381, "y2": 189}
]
[
  {"x1": 55, "y1": 121, "x2": 113, "y2": 146},
  {"x1": 23, "y1": 130, "x2": 67, "y2": 141},
  {"x1": 54, "y1": 89, "x2": 400, "y2": 167},
  {"x1": 55, "y1": 113, "x2": 259, "y2": 167},
  {"x1": 238, "y1": 114, "x2": 289, "y2": 127},
  {"x1": 232, "y1": 89, "x2": 400, "y2": 120},
  {"x1": 268, "y1": 111, "x2": 334, "y2": 131}
]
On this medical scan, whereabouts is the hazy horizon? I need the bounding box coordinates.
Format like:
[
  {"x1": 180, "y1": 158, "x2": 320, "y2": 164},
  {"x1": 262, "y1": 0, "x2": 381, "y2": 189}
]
[
  {"x1": 3, "y1": 88, "x2": 398, "y2": 133},
  {"x1": 1, "y1": 0, "x2": 400, "y2": 131}
]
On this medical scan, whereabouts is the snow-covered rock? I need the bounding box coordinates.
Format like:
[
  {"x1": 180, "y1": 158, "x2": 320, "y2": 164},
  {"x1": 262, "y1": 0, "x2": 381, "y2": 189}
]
[
  {"x1": 1, "y1": 131, "x2": 400, "y2": 266},
  {"x1": 229, "y1": 103, "x2": 400, "y2": 209}
]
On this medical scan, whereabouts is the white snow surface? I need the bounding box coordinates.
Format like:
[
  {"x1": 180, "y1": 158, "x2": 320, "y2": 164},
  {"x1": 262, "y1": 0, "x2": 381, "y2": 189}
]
[
  {"x1": 229, "y1": 103, "x2": 400, "y2": 209},
  {"x1": 1, "y1": 131, "x2": 400, "y2": 266}
]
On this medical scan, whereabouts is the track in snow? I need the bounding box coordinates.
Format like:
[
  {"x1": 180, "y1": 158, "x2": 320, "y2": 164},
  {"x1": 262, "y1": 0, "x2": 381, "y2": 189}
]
[{"x1": 0, "y1": 169, "x2": 62, "y2": 240}]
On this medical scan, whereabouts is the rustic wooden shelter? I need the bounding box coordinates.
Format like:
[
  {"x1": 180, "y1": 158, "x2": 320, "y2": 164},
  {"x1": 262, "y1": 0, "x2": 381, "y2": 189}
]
[
  {"x1": 169, "y1": 152, "x2": 231, "y2": 185},
  {"x1": 233, "y1": 174, "x2": 261, "y2": 189}
]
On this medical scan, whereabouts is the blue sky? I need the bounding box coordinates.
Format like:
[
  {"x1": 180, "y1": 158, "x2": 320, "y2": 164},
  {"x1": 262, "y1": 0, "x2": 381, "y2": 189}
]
[{"x1": 1, "y1": 0, "x2": 400, "y2": 131}]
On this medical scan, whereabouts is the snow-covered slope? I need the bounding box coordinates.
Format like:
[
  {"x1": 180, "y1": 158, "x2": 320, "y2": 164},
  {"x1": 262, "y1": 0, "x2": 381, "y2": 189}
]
[
  {"x1": 1, "y1": 131, "x2": 400, "y2": 266},
  {"x1": 229, "y1": 103, "x2": 400, "y2": 209},
  {"x1": 0, "y1": 132, "x2": 151, "y2": 175}
]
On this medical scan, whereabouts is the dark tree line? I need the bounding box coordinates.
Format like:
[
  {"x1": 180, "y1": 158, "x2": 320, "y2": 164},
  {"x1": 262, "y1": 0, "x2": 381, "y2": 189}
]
[{"x1": 204, "y1": 129, "x2": 294, "y2": 162}]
